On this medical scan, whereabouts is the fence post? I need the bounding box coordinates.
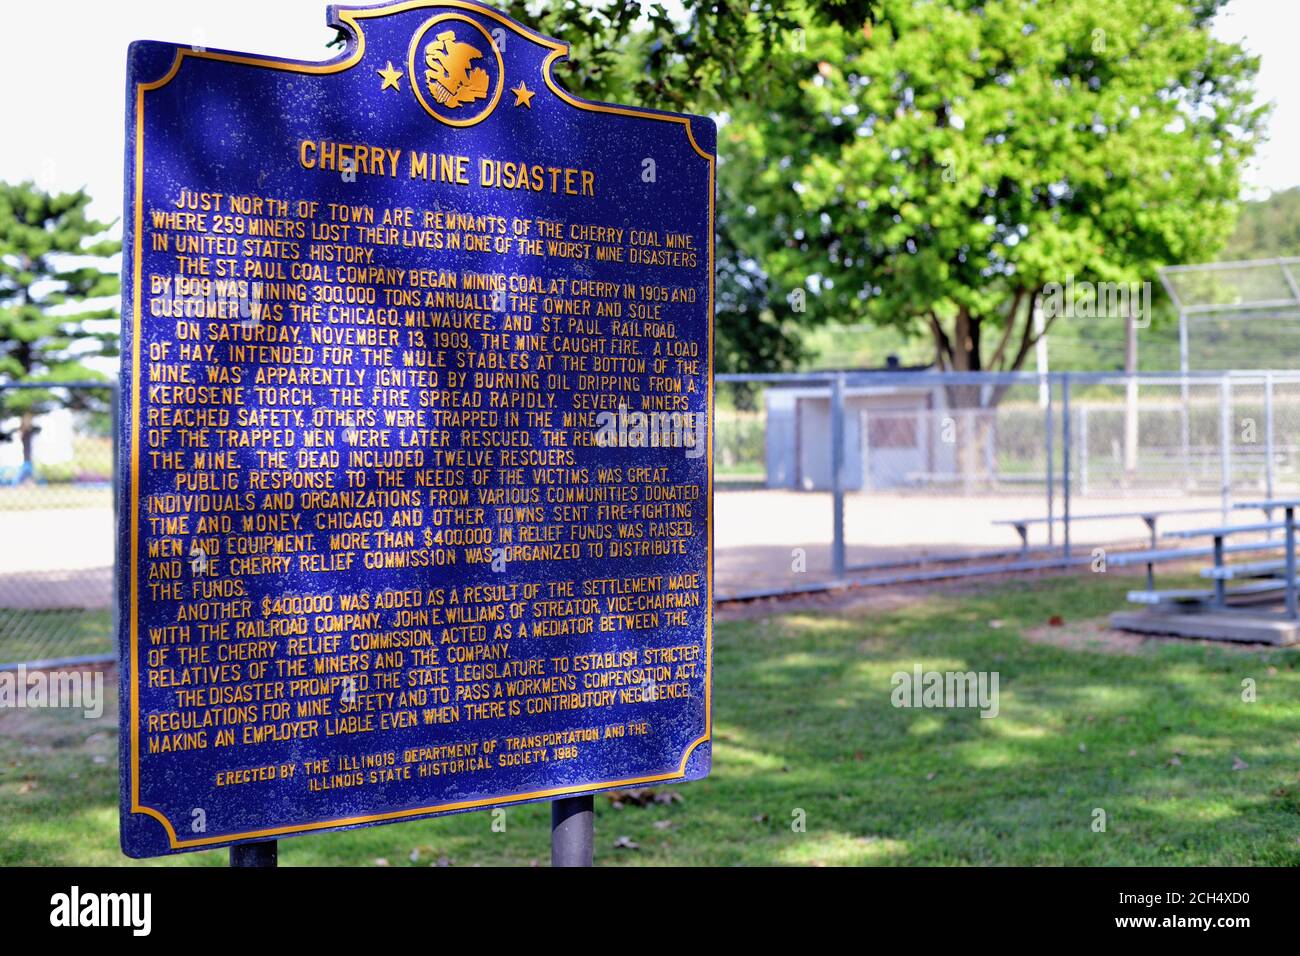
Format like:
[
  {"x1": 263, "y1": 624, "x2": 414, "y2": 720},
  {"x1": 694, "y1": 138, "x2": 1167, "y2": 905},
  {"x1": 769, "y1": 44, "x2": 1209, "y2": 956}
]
[
  {"x1": 1079, "y1": 404, "x2": 1089, "y2": 498},
  {"x1": 963, "y1": 409, "x2": 976, "y2": 495},
  {"x1": 859, "y1": 410, "x2": 872, "y2": 493},
  {"x1": 983, "y1": 408, "x2": 995, "y2": 479},
  {"x1": 1179, "y1": 311, "x2": 1192, "y2": 488},
  {"x1": 1045, "y1": 378, "x2": 1055, "y2": 548},
  {"x1": 1265, "y1": 371, "x2": 1276, "y2": 525},
  {"x1": 830, "y1": 372, "x2": 846, "y2": 580},
  {"x1": 1220, "y1": 377, "x2": 1232, "y2": 519},
  {"x1": 1285, "y1": 506, "x2": 1297, "y2": 620},
  {"x1": 1062, "y1": 374, "x2": 1071, "y2": 560}
]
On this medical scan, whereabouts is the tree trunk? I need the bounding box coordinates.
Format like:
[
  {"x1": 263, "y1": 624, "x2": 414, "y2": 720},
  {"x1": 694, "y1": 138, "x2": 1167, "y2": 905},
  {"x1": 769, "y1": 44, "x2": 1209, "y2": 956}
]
[
  {"x1": 930, "y1": 293, "x2": 1048, "y2": 491},
  {"x1": 932, "y1": 289, "x2": 1048, "y2": 411},
  {"x1": 20, "y1": 412, "x2": 35, "y2": 467}
]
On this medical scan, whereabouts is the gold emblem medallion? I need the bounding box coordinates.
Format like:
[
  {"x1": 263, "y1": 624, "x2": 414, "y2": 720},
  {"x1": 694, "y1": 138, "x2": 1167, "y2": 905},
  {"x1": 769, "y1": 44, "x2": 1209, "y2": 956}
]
[{"x1": 407, "y1": 14, "x2": 503, "y2": 127}]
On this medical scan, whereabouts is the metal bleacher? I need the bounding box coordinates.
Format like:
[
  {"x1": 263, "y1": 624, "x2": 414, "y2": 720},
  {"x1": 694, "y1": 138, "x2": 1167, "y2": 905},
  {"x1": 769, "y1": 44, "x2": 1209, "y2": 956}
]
[{"x1": 1108, "y1": 498, "x2": 1300, "y2": 644}]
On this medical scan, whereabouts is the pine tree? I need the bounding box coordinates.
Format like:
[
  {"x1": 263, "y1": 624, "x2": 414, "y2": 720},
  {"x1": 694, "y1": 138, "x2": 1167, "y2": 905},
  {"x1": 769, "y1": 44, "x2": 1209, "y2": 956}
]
[{"x1": 0, "y1": 181, "x2": 119, "y2": 465}]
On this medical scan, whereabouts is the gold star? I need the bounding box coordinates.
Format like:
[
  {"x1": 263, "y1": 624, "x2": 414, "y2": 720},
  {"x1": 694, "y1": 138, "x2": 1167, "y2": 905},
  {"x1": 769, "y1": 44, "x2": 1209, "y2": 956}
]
[
  {"x1": 377, "y1": 61, "x2": 402, "y2": 91},
  {"x1": 511, "y1": 81, "x2": 535, "y2": 108}
]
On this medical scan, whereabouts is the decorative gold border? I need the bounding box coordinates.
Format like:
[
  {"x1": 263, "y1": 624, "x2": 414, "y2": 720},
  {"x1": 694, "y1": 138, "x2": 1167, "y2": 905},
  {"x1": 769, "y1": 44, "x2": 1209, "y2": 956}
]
[
  {"x1": 407, "y1": 13, "x2": 504, "y2": 127},
  {"x1": 127, "y1": 0, "x2": 715, "y2": 852}
]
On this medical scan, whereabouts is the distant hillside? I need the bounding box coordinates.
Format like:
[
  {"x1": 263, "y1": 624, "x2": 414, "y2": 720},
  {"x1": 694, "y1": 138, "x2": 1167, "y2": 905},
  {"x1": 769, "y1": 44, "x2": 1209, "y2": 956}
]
[{"x1": 1222, "y1": 187, "x2": 1300, "y2": 260}]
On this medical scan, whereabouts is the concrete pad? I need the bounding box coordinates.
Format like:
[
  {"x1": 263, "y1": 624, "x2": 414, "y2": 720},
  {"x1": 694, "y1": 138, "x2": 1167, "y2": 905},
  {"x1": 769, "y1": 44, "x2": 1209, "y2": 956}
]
[{"x1": 1110, "y1": 609, "x2": 1300, "y2": 645}]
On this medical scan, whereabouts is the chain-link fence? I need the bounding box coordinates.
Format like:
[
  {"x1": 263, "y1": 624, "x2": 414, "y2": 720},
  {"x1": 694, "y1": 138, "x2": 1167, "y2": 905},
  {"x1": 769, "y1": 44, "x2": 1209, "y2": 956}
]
[
  {"x1": 1161, "y1": 258, "x2": 1300, "y2": 372},
  {"x1": 715, "y1": 369, "x2": 1300, "y2": 600},
  {"x1": 0, "y1": 382, "x2": 116, "y2": 667},
  {"x1": 6, "y1": 371, "x2": 1300, "y2": 663}
]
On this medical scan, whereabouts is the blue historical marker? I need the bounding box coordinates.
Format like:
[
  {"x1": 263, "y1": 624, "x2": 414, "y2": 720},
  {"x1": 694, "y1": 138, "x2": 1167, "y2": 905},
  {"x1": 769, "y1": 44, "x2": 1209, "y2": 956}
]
[{"x1": 119, "y1": 0, "x2": 713, "y2": 857}]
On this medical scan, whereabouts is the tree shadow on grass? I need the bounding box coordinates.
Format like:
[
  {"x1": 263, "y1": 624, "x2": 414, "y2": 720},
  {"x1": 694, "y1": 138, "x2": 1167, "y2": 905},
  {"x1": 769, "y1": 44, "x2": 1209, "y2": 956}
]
[
  {"x1": 702, "y1": 573, "x2": 1300, "y2": 865},
  {"x1": 2, "y1": 572, "x2": 1296, "y2": 865}
]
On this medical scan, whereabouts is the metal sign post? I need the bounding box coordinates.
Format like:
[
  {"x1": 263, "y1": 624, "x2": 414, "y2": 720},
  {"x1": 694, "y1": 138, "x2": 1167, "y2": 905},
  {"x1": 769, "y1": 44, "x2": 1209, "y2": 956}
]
[
  {"x1": 551, "y1": 796, "x2": 594, "y2": 867},
  {"x1": 230, "y1": 840, "x2": 277, "y2": 868}
]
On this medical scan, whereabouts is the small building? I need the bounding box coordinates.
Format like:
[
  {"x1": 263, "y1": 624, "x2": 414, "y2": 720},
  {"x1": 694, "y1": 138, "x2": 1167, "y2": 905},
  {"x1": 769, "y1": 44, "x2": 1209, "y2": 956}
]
[{"x1": 764, "y1": 362, "x2": 955, "y2": 491}]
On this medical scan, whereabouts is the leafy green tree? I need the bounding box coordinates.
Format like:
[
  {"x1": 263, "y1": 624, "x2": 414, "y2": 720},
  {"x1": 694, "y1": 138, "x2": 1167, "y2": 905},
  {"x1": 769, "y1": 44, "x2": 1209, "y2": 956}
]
[
  {"x1": 0, "y1": 182, "x2": 119, "y2": 464},
  {"x1": 332, "y1": 3, "x2": 880, "y2": 372},
  {"x1": 486, "y1": 2, "x2": 878, "y2": 374},
  {"x1": 722, "y1": 0, "x2": 1264, "y2": 388},
  {"x1": 492, "y1": 1, "x2": 876, "y2": 111}
]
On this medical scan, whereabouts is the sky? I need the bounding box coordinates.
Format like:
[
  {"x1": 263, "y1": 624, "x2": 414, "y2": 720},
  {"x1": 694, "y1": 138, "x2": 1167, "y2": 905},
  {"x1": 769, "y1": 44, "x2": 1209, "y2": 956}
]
[
  {"x1": 0, "y1": 0, "x2": 1297, "y2": 225},
  {"x1": 1209, "y1": 0, "x2": 1300, "y2": 200}
]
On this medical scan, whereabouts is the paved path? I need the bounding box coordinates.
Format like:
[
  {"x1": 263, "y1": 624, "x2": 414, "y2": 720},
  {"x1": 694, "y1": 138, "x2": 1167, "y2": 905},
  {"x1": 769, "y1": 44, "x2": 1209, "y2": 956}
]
[
  {"x1": 0, "y1": 491, "x2": 1235, "y2": 609},
  {"x1": 0, "y1": 507, "x2": 114, "y2": 610}
]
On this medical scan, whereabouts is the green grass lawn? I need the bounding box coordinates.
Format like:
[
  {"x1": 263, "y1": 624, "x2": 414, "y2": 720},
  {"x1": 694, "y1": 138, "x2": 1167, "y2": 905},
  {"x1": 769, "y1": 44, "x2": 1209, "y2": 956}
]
[
  {"x1": 2, "y1": 571, "x2": 1298, "y2": 866},
  {"x1": 0, "y1": 609, "x2": 113, "y2": 665}
]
